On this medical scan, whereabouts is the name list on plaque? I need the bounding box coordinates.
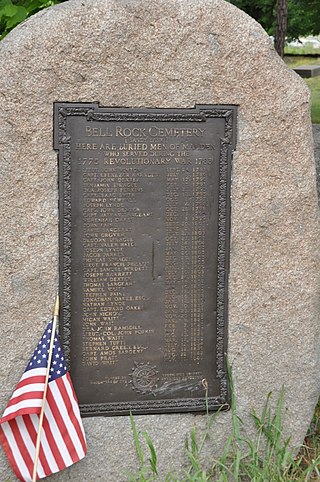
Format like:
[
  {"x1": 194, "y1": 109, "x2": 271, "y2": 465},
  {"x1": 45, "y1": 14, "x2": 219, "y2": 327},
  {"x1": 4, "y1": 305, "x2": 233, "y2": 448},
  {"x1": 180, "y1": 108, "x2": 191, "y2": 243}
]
[{"x1": 54, "y1": 103, "x2": 236, "y2": 416}]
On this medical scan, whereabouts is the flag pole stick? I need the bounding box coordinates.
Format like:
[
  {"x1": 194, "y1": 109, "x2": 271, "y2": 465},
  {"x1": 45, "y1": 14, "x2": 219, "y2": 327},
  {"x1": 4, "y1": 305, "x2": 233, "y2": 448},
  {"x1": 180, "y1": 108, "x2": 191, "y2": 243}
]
[{"x1": 32, "y1": 295, "x2": 60, "y2": 482}]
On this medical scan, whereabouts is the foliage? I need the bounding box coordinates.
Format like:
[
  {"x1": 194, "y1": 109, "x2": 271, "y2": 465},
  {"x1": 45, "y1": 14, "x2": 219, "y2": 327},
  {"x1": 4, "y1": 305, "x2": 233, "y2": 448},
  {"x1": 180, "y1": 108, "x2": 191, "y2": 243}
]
[
  {"x1": 129, "y1": 412, "x2": 167, "y2": 482},
  {"x1": 286, "y1": 0, "x2": 320, "y2": 41},
  {"x1": 228, "y1": 0, "x2": 320, "y2": 40},
  {"x1": 228, "y1": 0, "x2": 275, "y2": 35},
  {"x1": 0, "y1": 0, "x2": 62, "y2": 39},
  {"x1": 129, "y1": 368, "x2": 320, "y2": 481}
]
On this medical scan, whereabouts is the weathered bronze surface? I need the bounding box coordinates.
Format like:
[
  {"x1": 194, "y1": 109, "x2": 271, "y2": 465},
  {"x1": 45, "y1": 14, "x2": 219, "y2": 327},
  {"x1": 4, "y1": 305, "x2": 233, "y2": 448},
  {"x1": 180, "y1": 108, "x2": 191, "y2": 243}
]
[{"x1": 54, "y1": 103, "x2": 237, "y2": 416}]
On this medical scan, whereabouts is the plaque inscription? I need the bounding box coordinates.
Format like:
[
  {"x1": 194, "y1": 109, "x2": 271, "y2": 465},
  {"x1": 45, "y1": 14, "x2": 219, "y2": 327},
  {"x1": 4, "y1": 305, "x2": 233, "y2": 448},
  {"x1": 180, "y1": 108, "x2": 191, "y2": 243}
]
[{"x1": 54, "y1": 104, "x2": 237, "y2": 416}]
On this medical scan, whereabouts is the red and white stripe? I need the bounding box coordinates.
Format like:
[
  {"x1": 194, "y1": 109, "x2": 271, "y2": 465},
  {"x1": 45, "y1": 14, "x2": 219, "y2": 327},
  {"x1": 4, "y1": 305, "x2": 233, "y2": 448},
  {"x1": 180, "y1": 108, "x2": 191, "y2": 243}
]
[{"x1": 0, "y1": 368, "x2": 86, "y2": 481}]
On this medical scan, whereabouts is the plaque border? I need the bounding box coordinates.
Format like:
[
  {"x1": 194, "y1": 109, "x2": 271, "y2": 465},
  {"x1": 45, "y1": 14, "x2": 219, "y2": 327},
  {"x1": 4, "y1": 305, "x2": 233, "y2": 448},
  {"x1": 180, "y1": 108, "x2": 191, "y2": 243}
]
[{"x1": 54, "y1": 103, "x2": 237, "y2": 416}]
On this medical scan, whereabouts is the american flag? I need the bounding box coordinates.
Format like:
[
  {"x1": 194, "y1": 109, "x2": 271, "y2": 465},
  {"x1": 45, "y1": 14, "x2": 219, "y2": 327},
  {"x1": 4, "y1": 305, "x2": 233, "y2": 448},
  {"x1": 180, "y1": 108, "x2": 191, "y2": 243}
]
[{"x1": 0, "y1": 320, "x2": 87, "y2": 481}]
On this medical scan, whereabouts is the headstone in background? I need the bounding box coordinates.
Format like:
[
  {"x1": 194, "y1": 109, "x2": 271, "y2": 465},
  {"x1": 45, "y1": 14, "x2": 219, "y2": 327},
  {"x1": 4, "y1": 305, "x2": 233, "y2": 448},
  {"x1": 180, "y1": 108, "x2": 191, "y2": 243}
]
[
  {"x1": 0, "y1": 0, "x2": 319, "y2": 480},
  {"x1": 293, "y1": 65, "x2": 320, "y2": 78}
]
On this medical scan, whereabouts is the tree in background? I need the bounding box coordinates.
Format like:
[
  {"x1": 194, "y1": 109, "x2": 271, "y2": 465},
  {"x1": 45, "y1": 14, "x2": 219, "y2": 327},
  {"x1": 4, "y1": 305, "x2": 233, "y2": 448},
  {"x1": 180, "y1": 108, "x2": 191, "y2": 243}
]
[
  {"x1": 229, "y1": 0, "x2": 320, "y2": 56},
  {"x1": 287, "y1": 0, "x2": 320, "y2": 40},
  {"x1": 228, "y1": 0, "x2": 275, "y2": 34},
  {"x1": 275, "y1": 0, "x2": 288, "y2": 57}
]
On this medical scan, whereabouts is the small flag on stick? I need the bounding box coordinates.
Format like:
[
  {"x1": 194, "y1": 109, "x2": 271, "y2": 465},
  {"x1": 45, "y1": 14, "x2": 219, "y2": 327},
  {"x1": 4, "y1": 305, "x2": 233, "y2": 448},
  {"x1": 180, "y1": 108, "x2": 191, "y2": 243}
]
[{"x1": 0, "y1": 297, "x2": 87, "y2": 481}]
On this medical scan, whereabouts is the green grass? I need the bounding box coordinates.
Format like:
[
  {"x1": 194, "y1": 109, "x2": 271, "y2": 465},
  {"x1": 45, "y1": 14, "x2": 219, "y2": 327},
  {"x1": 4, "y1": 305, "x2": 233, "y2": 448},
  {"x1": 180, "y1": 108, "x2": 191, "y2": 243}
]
[
  {"x1": 284, "y1": 56, "x2": 320, "y2": 124},
  {"x1": 285, "y1": 56, "x2": 320, "y2": 68},
  {"x1": 129, "y1": 369, "x2": 320, "y2": 481},
  {"x1": 306, "y1": 76, "x2": 320, "y2": 124},
  {"x1": 285, "y1": 44, "x2": 320, "y2": 56}
]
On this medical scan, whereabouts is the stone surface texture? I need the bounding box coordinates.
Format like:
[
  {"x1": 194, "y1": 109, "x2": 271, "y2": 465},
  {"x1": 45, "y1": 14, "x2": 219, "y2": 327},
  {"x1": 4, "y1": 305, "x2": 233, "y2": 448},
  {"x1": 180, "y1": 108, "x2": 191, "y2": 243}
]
[
  {"x1": 313, "y1": 125, "x2": 320, "y2": 202},
  {"x1": 0, "y1": 0, "x2": 319, "y2": 480}
]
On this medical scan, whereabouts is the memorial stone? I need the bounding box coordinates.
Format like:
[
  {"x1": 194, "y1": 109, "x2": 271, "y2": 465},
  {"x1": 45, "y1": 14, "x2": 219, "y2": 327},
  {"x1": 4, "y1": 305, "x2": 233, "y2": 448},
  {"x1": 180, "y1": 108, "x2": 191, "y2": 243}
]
[{"x1": 0, "y1": 0, "x2": 319, "y2": 480}]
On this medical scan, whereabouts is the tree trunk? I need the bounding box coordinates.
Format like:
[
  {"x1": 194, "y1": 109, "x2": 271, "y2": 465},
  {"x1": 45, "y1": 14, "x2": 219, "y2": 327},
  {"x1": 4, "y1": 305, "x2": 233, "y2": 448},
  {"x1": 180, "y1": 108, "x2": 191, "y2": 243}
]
[{"x1": 275, "y1": 0, "x2": 288, "y2": 58}]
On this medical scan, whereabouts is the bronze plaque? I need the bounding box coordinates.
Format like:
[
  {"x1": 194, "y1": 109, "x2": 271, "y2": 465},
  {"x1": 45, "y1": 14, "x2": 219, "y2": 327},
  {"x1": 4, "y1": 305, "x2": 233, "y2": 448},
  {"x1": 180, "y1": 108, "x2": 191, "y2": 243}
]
[{"x1": 54, "y1": 103, "x2": 236, "y2": 416}]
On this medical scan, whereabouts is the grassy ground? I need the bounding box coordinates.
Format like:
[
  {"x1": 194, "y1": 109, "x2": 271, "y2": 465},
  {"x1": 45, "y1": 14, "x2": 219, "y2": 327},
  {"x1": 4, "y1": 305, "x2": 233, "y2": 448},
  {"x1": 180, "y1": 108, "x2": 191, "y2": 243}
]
[
  {"x1": 284, "y1": 55, "x2": 320, "y2": 124},
  {"x1": 307, "y1": 76, "x2": 320, "y2": 124},
  {"x1": 129, "y1": 377, "x2": 320, "y2": 481},
  {"x1": 285, "y1": 43, "x2": 320, "y2": 56}
]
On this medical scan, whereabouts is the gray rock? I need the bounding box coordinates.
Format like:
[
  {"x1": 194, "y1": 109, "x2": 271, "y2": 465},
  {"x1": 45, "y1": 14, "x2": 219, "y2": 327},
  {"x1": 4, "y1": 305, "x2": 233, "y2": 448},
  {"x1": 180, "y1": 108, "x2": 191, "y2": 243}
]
[
  {"x1": 313, "y1": 124, "x2": 320, "y2": 202},
  {"x1": 0, "y1": 1, "x2": 319, "y2": 481}
]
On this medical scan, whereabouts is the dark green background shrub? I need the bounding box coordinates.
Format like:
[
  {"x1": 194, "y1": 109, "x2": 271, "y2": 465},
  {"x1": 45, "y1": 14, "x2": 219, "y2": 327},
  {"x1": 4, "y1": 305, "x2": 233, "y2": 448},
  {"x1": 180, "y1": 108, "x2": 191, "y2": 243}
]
[{"x1": 0, "y1": 0, "x2": 64, "y2": 39}]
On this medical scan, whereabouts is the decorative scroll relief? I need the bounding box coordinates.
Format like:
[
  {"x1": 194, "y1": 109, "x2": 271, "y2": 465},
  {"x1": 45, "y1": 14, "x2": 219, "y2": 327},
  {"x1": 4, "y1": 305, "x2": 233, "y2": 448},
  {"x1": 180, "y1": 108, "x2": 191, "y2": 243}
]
[{"x1": 53, "y1": 103, "x2": 237, "y2": 416}]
